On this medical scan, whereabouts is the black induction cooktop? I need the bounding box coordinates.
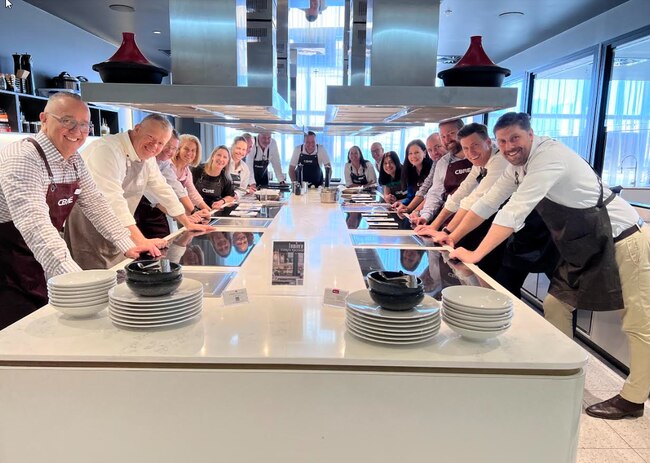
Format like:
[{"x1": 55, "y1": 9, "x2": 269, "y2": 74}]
[
  {"x1": 354, "y1": 248, "x2": 490, "y2": 301},
  {"x1": 163, "y1": 230, "x2": 263, "y2": 267},
  {"x1": 345, "y1": 211, "x2": 413, "y2": 230}
]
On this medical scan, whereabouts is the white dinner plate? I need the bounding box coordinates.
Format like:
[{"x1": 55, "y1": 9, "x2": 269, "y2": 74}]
[
  {"x1": 49, "y1": 295, "x2": 109, "y2": 307},
  {"x1": 110, "y1": 304, "x2": 202, "y2": 323},
  {"x1": 346, "y1": 323, "x2": 438, "y2": 345},
  {"x1": 48, "y1": 270, "x2": 117, "y2": 289},
  {"x1": 346, "y1": 310, "x2": 440, "y2": 331},
  {"x1": 441, "y1": 286, "x2": 512, "y2": 310},
  {"x1": 109, "y1": 299, "x2": 202, "y2": 318},
  {"x1": 108, "y1": 292, "x2": 203, "y2": 310},
  {"x1": 347, "y1": 317, "x2": 440, "y2": 337},
  {"x1": 48, "y1": 285, "x2": 114, "y2": 298},
  {"x1": 110, "y1": 310, "x2": 202, "y2": 329},
  {"x1": 442, "y1": 304, "x2": 513, "y2": 322},
  {"x1": 443, "y1": 315, "x2": 511, "y2": 332},
  {"x1": 108, "y1": 279, "x2": 203, "y2": 305},
  {"x1": 346, "y1": 290, "x2": 439, "y2": 320},
  {"x1": 442, "y1": 298, "x2": 512, "y2": 316},
  {"x1": 346, "y1": 307, "x2": 438, "y2": 325}
]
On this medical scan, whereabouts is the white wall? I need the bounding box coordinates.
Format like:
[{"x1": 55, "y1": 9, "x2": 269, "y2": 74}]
[{"x1": 501, "y1": 0, "x2": 650, "y2": 74}]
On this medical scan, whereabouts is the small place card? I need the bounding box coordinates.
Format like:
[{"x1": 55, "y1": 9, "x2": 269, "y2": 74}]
[
  {"x1": 323, "y1": 287, "x2": 349, "y2": 308},
  {"x1": 222, "y1": 288, "x2": 249, "y2": 305}
]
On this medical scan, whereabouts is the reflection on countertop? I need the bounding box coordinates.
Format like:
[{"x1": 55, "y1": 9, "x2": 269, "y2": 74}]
[{"x1": 164, "y1": 230, "x2": 264, "y2": 267}]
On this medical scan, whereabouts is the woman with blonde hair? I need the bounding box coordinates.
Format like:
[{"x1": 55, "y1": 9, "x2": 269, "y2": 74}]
[
  {"x1": 170, "y1": 134, "x2": 211, "y2": 216},
  {"x1": 191, "y1": 145, "x2": 236, "y2": 209},
  {"x1": 230, "y1": 135, "x2": 253, "y2": 197}
]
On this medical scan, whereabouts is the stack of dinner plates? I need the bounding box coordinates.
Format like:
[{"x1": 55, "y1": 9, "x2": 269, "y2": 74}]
[
  {"x1": 108, "y1": 278, "x2": 203, "y2": 329},
  {"x1": 47, "y1": 270, "x2": 116, "y2": 317},
  {"x1": 441, "y1": 286, "x2": 513, "y2": 341},
  {"x1": 345, "y1": 289, "x2": 440, "y2": 345}
]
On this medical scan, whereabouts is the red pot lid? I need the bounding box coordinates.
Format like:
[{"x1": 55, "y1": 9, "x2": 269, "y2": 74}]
[{"x1": 106, "y1": 32, "x2": 152, "y2": 65}]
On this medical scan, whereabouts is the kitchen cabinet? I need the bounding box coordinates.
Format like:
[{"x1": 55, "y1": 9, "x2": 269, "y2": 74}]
[{"x1": 0, "y1": 89, "x2": 119, "y2": 136}]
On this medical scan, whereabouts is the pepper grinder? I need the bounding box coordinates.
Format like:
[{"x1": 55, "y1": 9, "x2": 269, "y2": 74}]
[{"x1": 20, "y1": 54, "x2": 36, "y2": 95}]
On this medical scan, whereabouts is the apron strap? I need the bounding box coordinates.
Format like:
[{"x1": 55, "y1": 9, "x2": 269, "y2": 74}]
[{"x1": 24, "y1": 138, "x2": 57, "y2": 191}]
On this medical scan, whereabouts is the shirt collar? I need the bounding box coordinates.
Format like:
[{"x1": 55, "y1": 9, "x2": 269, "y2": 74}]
[{"x1": 120, "y1": 131, "x2": 142, "y2": 163}]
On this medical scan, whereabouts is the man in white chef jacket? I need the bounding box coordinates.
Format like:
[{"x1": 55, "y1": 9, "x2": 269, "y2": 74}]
[
  {"x1": 65, "y1": 114, "x2": 213, "y2": 270},
  {"x1": 447, "y1": 112, "x2": 650, "y2": 420}
]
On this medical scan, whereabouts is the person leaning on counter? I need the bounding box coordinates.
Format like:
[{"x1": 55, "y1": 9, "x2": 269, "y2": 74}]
[
  {"x1": 0, "y1": 92, "x2": 160, "y2": 330},
  {"x1": 64, "y1": 114, "x2": 214, "y2": 270},
  {"x1": 191, "y1": 145, "x2": 237, "y2": 208},
  {"x1": 288, "y1": 131, "x2": 331, "y2": 187},
  {"x1": 344, "y1": 145, "x2": 377, "y2": 187},
  {"x1": 447, "y1": 112, "x2": 650, "y2": 420}
]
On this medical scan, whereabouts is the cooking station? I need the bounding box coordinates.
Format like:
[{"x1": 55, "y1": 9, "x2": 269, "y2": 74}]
[{"x1": 0, "y1": 189, "x2": 587, "y2": 463}]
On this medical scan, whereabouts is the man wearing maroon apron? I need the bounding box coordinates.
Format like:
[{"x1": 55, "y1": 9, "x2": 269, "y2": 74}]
[
  {"x1": 449, "y1": 112, "x2": 650, "y2": 420},
  {"x1": 0, "y1": 93, "x2": 154, "y2": 330}
]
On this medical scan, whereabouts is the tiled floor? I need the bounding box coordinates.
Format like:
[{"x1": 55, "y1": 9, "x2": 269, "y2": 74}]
[{"x1": 578, "y1": 353, "x2": 650, "y2": 462}]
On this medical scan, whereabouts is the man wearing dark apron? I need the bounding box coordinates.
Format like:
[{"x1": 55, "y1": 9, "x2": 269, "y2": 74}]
[
  {"x1": 289, "y1": 131, "x2": 331, "y2": 188},
  {"x1": 246, "y1": 132, "x2": 286, "y2": 188},
  {"x1": 0, "y1": 93, "x2": 155, "y2": 329},
  {"x1": 449, "y1": 113, "x2": 649, "y2": 420}
]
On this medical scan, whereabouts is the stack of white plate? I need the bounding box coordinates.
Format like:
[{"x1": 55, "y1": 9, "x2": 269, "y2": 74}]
[
  {"x1": 345, "y1": 290, "x2": 440, "y2": 345},
  {"x1": 441, "y1": 286, "x2": 513, "y2": 341},
  {"x1": 108, "y1": 278, "x2": 203, "y2": 329},
  {"x1": 48, "y1": 270, "x2": 116, "y2": 317}
]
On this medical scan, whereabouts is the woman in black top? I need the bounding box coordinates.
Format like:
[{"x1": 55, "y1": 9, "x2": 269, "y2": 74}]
[
  {"x1": 191, "y1": 145, "x2": 236, "y2": 209},
  {"x1": 391, "y1": 139, "x2": 433, "y2": 208},
  {"x1": 378, "y1": 151, "x2": 405, "y2": 204}
]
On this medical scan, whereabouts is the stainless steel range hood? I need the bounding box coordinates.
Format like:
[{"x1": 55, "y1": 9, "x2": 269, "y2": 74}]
[
  {"x1": 326, "y1": 0, "x2": 517, "y2": 126},
  {"x1": 81, "y1": 0, "x2": 292, "y2": 121}
]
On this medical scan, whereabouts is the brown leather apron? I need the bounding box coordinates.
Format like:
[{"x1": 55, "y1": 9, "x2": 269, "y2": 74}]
[
  {"x1": 535, "y1": 176, "x2": 623, "y2": 311},
  {"x1": 0, "y1": 138, "x2": 80, "y2": 329},
  {"x1": 442, "y1": 157, "x2": 473, "y2": 199},
  {"x1": 65, "y1": 156, "x2": 146, "y2": 270}
]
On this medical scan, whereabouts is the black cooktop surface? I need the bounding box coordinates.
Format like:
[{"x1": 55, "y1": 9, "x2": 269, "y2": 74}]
[
  {"x1": 354, "y1": 248, "x2": 490, "y2": 301},
  {"x1": 163, "y1": 230, "x2": 263, "y2": 267},
  {"x1": 345, "y1": 211, "x2": 413, "y2": 230}
]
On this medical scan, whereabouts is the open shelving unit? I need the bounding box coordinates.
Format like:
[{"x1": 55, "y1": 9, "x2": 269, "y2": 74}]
[{"x1": 0, "y1": 89, "x2": 120, "y2": 136}]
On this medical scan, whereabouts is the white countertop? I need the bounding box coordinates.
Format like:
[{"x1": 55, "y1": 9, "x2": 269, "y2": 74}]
[{"x1": 0, "y1": 190, "x2": 588, "y2": 370}]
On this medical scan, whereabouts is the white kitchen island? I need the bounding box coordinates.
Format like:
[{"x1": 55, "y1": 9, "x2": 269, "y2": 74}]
[{"x1": 0, "y1": 190, "x2": 587, "y2": 463}]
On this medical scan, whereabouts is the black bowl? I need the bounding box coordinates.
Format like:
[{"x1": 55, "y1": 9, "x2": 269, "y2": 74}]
[
  {"x1": 367, "y1": 271, "x2": 424, "y2": 296},
  {"x1": 125, "y1": 260, "x2": 182, "y2": 284},
  {"x1": 92, "y1": 61, "x2": 169, "y2": 84},
  {"x1": 126, "y1": 275, "x2": 183, "y2": 297},
  {"x1": 438, "y1": 65, "x2": 511, "y2": 87},
  {"x1": 368, "y1": 289, "x2": 425, "y2": 311}
]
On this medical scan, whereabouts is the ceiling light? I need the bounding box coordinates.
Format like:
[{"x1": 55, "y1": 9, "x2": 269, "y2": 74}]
[
  {"x1": 499, "y1": 11, "x2": 524, "y2": 18},
  {"x1": 153, "y1": 30, "x2": 162, "y2": 35},
  {"x1": 109, "y1": 4, "x2": 135, "y2": 13},
  {"x1": 444, "y1": 9, "x2": 453, "y2": 16}
]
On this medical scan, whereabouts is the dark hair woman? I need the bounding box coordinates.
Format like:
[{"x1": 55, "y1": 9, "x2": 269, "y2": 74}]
[
  {"x1": 344, "y1": 145, "x2": 377, "y2": 187},
  {"x1": 379, "y1": 151, "x2": 405, "y2": 204},
  {"x1": 392, "y1": 139, "x2": 433, "y2": 209}
]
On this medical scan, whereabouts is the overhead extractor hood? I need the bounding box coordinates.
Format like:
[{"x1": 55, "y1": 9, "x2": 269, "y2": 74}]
[
  {"x1": 326, "y1": 0, "x2": 517, "y2": 126},
  {"x1": 81, "y1": 0, "x2": 293, "y2": 122}
]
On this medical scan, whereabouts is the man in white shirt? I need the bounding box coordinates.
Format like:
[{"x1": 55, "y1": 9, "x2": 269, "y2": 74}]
[
  {"x1": 0, "y1": 93, "x2": 159, "y2": 329},
  {"x1": 289, "y1": 131, "x2": 331, "y2": 187},
  {"x1": 447, "y1": 112, "x2": 649, "y2": 420},
  {"x1": 369, "y1": 142, "x2": 384, "y2": 173},
  {"x1": 65, "y1": 114, "x2": 213, "y2": 270},
  {"x1": 246, "y1": 131, "x2": 285, "y2": 188}
]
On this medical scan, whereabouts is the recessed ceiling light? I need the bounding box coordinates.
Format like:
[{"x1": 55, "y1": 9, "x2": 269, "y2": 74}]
[
  {"x1": 109, "y1": 4, "x2": 135, "y2": 13},
  {"x1": 153, "y1": 30, "x2": 162, "y2": 35},
  {"x1": 499, "y1": 11, "x2": 524, "y2": 18},
  {"x1": 444, "y1": 8, "x2": 453, "y2": 16}
]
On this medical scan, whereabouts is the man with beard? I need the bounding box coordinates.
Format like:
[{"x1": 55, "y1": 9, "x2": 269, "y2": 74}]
[{"x1": 448, "y1": 112, "x2": 649, "y2": 420}]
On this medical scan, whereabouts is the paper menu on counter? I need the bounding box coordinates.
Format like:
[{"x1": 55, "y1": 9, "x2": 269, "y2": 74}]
[{"x1": 272, "y1": 241, "x2": 305, "y2": 286}]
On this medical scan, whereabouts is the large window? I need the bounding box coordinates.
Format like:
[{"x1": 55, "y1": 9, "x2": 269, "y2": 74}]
[
  {"x1": 486, "y1": 78, "x2": 524, "y2": 136},
  {"x1": 601, "y1": 35, "x2": 650, "y2": 188},
  {"x1": 530, "y1": 55, "x2": 596, "y2": 160}
]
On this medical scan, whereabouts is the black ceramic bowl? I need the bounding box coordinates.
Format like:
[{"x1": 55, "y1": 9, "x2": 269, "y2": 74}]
[
  {"x1": 369, "y1": 288, "x2": 425, "y2": 311},
  {"x1": 367, "y1": 271, "x2": 424, "y2": 296},
  {"x1": 92, "y1": 61, "x2": 169, "y2": 84},
  {"x1": 126, "y1": 274, "x2": 183, "y2": 297},
  {"x1": 437, "y1": 65, "x2": 511, "y2": 87},
  {"x1": 125, "y1": 260, "x2": 182, "y2": 283}
]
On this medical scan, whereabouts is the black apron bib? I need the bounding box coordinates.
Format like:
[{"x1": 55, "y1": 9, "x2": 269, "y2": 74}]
[
  {"x1": 535, "y1": 176, "x2": 623, "y2": 312},
  {"x1": 194, "y1": 168, "x2": 225, "y2": 205},
  {"x1": 298, "y1": 145, "x2": 323, "y2": 187},
  {"x1": 252, "y1": 145, "x2": 270, "y2": 187},
  {"x1": 0, "y1": 138, "x2": 80, "y2": 329},
  {"x1": 230, "y1": 171, "x2": 242, "y2": 190},
  {"x1": 350, "y1": 164, "x2": 368, "y2": 185},
  {"x1": 133, "y1": 196, "x2": 170, "y2": 239}
]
